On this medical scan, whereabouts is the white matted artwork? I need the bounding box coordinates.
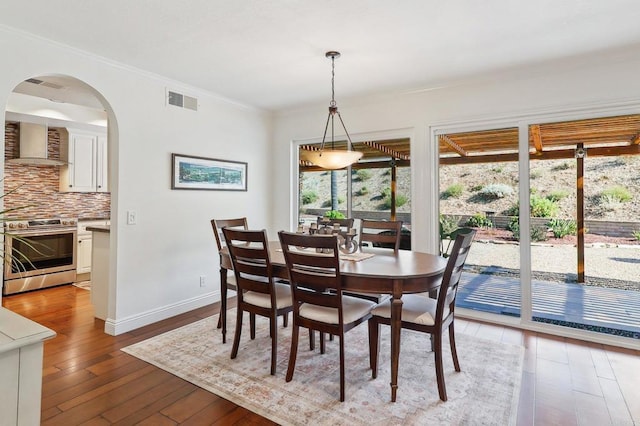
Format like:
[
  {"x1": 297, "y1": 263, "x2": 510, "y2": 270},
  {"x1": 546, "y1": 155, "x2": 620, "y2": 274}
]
[{"x1": 171, "y1": 153, "x2": 247, "y2": 191}]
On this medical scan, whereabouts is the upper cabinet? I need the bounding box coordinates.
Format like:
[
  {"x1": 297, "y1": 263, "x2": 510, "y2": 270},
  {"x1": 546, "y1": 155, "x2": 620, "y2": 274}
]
[{"x1": 59, "y1": 128, "x2": 109, "y2": 193}]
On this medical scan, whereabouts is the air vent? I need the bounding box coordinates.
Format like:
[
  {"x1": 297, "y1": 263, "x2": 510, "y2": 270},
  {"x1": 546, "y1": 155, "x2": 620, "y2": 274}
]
[
  {"x1": 24, "y1": 78, "x2": 64, "y2": 89},
  {"x1": 167, "y1": 90, "x2": 198, "y2": 111}
]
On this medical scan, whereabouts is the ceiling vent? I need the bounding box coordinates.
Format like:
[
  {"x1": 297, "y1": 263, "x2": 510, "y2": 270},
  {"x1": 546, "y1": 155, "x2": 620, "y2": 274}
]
[
  {"x1": 24, "y1": 78, "x2": 64, "y2": 89},
  {"x1": 167, "y1": 90, "x2": 198, "y2": 111}
]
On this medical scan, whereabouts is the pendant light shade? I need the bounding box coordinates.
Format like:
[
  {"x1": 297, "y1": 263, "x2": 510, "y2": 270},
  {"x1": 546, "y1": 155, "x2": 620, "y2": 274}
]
[{"x1": 304, "y1": 51, "x2": 363, "y2": 170}]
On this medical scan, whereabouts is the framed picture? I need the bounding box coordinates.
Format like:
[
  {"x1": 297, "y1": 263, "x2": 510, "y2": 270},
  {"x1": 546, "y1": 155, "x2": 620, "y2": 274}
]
[{"x1": 171, "y1": 153, "x2": 247, "y2": 191}]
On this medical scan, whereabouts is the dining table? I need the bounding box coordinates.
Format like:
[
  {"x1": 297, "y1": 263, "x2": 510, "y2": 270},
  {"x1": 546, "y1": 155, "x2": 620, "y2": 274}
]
[{"x1": 218, "y1": 241, "x2": 447, "y2": 402}]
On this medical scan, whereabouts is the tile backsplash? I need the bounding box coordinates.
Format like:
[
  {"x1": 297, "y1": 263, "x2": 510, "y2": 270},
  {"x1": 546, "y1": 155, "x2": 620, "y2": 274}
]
[{"x1": 4, "y1": 122, "x2": 110, "y2": 220}]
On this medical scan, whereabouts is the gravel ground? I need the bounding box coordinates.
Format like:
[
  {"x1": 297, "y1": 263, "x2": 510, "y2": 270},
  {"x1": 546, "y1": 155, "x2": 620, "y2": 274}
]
[{"x1": 465, "y1": 240, "x2": 640, "y2": 290}]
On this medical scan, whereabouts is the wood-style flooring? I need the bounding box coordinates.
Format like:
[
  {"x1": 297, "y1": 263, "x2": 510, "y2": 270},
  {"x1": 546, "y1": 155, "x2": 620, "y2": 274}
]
[{"x1": 2, "y1": 284, "x2": 639, "y2": 425}]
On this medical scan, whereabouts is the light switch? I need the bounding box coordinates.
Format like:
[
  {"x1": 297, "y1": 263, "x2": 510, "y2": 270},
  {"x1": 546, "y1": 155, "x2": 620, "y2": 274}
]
[{"x1": 127, "y1": 210, "x2": 137, "y2": 225}]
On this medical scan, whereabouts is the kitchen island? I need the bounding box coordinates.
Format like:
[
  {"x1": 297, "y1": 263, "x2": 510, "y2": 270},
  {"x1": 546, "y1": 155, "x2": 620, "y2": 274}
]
[{"x1": 86, "y1": 225, "x2": 110, "y2": 322}]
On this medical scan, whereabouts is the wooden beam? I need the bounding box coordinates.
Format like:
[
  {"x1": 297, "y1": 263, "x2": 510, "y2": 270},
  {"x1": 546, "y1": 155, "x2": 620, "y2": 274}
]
[
  {"x1": 530, "y1": 124, "x2": 543, "y2": 155},
  {"x1": 300, "y1": 159, "x2": 410, "y2": 172},
  {"x1": 361, "y1": 140, "x2": 410, "y2": 161},
  {"x1": 440, "y1": 135, "x2": 468, "y2": 157},
  {"x1": 439, "y1": 144, "x2": 640, "y2": 165}
]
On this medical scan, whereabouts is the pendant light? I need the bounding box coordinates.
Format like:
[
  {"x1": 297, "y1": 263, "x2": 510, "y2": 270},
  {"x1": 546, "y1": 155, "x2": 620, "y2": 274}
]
[{"x1": 302, "y1": 51, "x2": 363, "y2": 169}]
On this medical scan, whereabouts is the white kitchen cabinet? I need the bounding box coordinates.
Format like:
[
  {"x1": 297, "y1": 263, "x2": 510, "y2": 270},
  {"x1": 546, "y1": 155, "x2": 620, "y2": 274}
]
[
  {"x1": 77, "y1": 233, "x2": 92, "y2": 274},
  {"x1": 77, "y1": 220, "x2": 110, "y2": 275},
  {"x1": 60, "y1": 128, "x2": 108, "y2": 193}
]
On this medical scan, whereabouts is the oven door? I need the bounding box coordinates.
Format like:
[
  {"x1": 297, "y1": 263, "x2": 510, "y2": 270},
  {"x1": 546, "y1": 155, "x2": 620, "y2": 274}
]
[{"x1": 4, "y1": 229, "x2": 77, "y2": 280}]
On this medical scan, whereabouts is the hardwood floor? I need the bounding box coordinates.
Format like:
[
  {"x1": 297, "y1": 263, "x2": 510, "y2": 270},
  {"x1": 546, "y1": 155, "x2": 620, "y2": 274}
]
[{"x1": 2, "y1": 285, "x2": 639, "y2": 425}]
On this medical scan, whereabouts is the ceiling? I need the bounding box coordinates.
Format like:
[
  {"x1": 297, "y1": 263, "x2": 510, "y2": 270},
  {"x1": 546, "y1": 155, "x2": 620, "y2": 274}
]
[{"x1": 2, "y1": 1, "x2": 640, "y2": 111}]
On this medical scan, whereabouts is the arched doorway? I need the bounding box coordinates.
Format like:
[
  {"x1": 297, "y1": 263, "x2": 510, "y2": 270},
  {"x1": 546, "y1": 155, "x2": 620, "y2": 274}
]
[{"x1": 2, "y1": 74, "x2": 117, "y2": 329}]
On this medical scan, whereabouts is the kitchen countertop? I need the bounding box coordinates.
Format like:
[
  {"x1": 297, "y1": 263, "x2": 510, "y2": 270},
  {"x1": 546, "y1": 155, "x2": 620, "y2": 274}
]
[
  {"x1": 0, "y1": 308, "x2": 56, "y2": 354},
  {"x1": 86, "y1": 225, "x2": 110, "y2": 233}
]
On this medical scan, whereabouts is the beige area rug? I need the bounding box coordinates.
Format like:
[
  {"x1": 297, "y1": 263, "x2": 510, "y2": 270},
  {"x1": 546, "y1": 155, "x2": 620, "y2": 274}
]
[{"x1": 122, "y1": 311, "x2": 523, "y2": 425}]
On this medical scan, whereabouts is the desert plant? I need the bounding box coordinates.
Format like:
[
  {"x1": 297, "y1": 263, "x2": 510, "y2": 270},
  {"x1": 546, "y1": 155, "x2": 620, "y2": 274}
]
[
  {"x1": 466, "y1": 212, "x2": 493, "y2": 228},
  {"x1": 600, "y1": 186, "x2": 632, "y2": 203},
  {"x1": 381, "y1": 193, "x2": 408, "y2": 209},
  {"x1": 323, "y1": 210, "x2": 345, "y2": 219},
  {"x1": 441, "y1": 183, "x2": 464, "y2": 199},
  {"x1": 356, "y1": 186, "x2": 369, "y2": 196},
  {"x1": 530, "y1": 195, "x2": 558, "y2": 217},
  {"x1": 508, "y1": 218, "x2": 548, "y2": 242},
  {"x1": 633, "y1": 230, "x2": 640, "y2": 241},
  {"x1": 548, "y1": 218, "x2": 577, "y2": 238},
  {"x1": 491, "y1": 166, "x2": 503, "y2": 173},
  {"x1": 301, "y1": 190, "x2": 318, "y2": 205},
  {"x1": 478, "y1": 183, "x2": 513, "y2": 200},
  {"x1": 546, "y1": 190, "x2": 570, "y2": 202},
  {"x1": 551, "y1": 161, "x2": 571, "y2": 171},
  {"x1": 354, "y1": 169, "x2": 372, "y2": 181},
  {"x1": 439, "y1": 214, "x2": 461, "y2": 238},
  {"x1": 470, "y1": 184, "x2": 484, "y2": 192},
  {"x1": 530, "y1": 169, "x2": 542, "y2": 179}
]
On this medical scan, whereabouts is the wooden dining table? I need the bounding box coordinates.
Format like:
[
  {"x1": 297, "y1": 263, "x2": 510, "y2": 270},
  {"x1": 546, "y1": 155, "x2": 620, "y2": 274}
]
[{"x1": 218, "y1": 241, "x2": 447, "y2": 402}]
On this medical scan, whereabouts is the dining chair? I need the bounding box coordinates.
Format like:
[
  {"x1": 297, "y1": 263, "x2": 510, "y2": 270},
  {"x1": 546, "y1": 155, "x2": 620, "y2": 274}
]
[
  {"x1": 222, "y1": 227, "x2": 293, "y2": 375},
  {"x1": 278, "y1": 231, "x2": 375, "y2": 402},
  {"x1": 359, "y1": 219, "x2": 403, "y2": 251},
  {"x1": 368, "y1": 228, "x2": 476, "y2": 401}
]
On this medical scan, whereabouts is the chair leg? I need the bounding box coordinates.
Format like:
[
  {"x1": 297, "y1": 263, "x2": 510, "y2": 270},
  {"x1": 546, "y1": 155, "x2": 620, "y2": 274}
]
[
  {"x1": 270, "y1": 313, "x2": 278, "y2": 376},
  {"x1": 368, "y1": 319, "x2": 380, "y2": 378},
  {"x1": 309, "y1": 329, "x2": 315, "y2": 351},
  {"x1": 433, "y1": 331, "x2": 448, "y2": 402},
  {"x1": 230, "y1": 307, "x2": 243, "y2": 359},
  {"x1": 320, "y1": 332, "x2": 326, "y2": 354},
  {"x1": 449, "y1": 322, "x2": 461, "y2": 372},
  {"x1": 282, "y1": 312, "x2": 289, "y2": 328},
  {"x1": 251, "y1": 313, "x2": 257, "y2": 339},
  {"x1": 339, "y1": 334, "x2": 345, "y2": 402},
  {"x1": 286, "y1": 323, "x2": 300, "y2": 382}
]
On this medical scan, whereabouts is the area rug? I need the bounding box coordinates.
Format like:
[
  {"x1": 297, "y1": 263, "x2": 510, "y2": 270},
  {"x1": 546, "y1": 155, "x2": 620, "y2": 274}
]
[{"x1": 122, "y1": 310, "x2": 523, "y2": 425}]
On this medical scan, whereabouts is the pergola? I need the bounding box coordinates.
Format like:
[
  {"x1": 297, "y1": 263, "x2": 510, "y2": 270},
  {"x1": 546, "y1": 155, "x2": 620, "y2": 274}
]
[{"x1": 300, "y1": 113, "x2": 640, "y2": 282}]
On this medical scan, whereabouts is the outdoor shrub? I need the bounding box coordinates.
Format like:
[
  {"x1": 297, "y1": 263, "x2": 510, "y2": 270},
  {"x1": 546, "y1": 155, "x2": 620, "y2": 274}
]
[
  {"x1": 381, "y1": 187, "x2": 391, "y2": 198},
  {"x1": 439, "y1": 215, "x2": 461, "y2": 238},
  {"x1": 552, "y1": 161, "x2": 571, "y2": 171},
  {"x1": 466, "y1": 212, "x2": 493, "y2": 228},
  {"x1": 338, "y1": 196, "x2": 346, "y2": 204},
  {"x1": 381, "y1": 193, "x2": 408, "y2": 209},
  {"x1": 530, "y1": 169, "x2": 542, "y2": 179},
  {"x1": 355, "y1": 169, "x2": 372, "y2": 181},
  {"x1": 633, "y1": 230, "x2": 640, "y2": 241},
  {"x1": 600, "y1": 186, "x2": 632, "y2": 203},
  {"x1": 324, "y1": 210, "x2": 345, "y2": 219},
  {"x1": 548, "y1": 218, "x2": 577, "y2": 238},
  {"x1": 530, "y1": 195, "x2": 558, "y2": 217},
  {"x1": 530, "y1": 226, "x2": 549, "y2": 242},
  {"x1": 441, "y1": 183, "x2": 464, "y2": 199},
  {"x1": 321, "y1": 199, "x2": 332, "y2": 208},
  {"x1": 508, "y1": 218, "x2": 548, "y2": 242},
  {"x1": 356, "y1": 186, "x2": 369, "y2": 196},
  {"x1": 505, "y1": 203, "x2": 519, "y2": 216},
  {"x1": 470, "y1": 184, "x2": 484, "y2": 192},
  {"x1": 478, "y1": 183, "x2": 514, "y2": 200},
  {"x1": 546, "y1": 190, "x2": 569, "y2": 202},
  {"x1": 491, "y1": 166, "x2": 503, "y2": 173},
  {"x1": 301, "y1": 190, "x2": 318, "y2": 205}
]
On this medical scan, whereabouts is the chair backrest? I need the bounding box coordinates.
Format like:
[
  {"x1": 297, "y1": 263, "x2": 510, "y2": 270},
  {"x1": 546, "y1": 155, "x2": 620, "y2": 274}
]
[
  {"x1": 316, "y1": 217, "x2": 354, "y2": 230},
  {"x1": 222, "y1": 228, "x2": 275, "y2": 300},
  {"x1": 359, "y1": 219, "x2": 403, "y2": 251},
  {"x1": 278, "y1": 231, "x2": 344, "y2": 317},
  {"x1": 436, "y1": 228, "x2": 476, "y2": 321},
  {"x1": 211, "y1": 217, "x2": 248, "y2": 251}
]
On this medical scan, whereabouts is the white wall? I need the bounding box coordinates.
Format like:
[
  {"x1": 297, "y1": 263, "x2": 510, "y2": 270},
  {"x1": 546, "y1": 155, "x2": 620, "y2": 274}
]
[
  {"x1": 1, "y1": 27, "x2": 272, "y2": 334},
  {"x1": 271, "y1": 46, "x2": 640, "y2": 253}
]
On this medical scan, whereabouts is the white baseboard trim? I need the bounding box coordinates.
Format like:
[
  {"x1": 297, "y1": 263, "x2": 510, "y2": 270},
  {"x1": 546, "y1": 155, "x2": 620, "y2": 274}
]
[{"x1": 103, "y1": 292, "x2": 219, "y2": 336}]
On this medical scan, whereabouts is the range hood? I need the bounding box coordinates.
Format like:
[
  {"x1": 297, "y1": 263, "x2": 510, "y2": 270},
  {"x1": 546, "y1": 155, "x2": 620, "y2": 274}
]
[{"x1": 7, "y1": 122, "x2": 66, "y2": 166}]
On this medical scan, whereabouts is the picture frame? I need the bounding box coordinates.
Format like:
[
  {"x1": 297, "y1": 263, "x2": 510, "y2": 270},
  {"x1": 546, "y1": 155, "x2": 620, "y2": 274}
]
[{"x1": 171, "y1": 153, "x2": 247, "y2": 191}]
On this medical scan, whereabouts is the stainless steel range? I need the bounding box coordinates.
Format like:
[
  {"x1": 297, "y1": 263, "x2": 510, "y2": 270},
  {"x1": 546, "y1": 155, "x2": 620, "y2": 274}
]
[{"x1": 3, "y1": 218, "x2": 77, "y2": 295}]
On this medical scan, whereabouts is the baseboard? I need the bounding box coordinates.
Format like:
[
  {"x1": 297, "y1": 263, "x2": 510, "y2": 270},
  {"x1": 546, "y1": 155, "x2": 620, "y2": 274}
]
[{"x1": 103, "y1": 291, "x2": 219, "y2": 336}]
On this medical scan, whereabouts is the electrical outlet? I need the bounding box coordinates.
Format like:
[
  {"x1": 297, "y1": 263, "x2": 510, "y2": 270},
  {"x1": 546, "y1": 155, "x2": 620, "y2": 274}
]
[
  {"x1": 199, "y1": 275, "x2": 206, "y2": 287},
  {"x1": 127, "y1": 210, "x2": 137, "y2": 225}
]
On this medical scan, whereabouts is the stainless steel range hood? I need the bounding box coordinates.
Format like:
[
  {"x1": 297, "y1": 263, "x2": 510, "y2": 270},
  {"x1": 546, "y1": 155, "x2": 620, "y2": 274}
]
[{"x1": 7, "y1": 122, "x2": 66, "y2": 166}]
